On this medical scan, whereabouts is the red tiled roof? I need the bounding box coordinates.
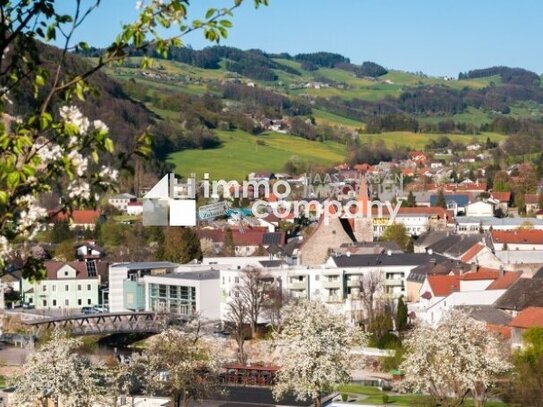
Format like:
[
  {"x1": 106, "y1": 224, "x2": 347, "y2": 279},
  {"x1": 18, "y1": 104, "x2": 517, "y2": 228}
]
[
  {"x1": 525, "y1": 194, "x2": 540, "y2": 205},
  {"x1": 198, "y1": 228, "x2": 283, "y2": 246},
  {"x1": 52, "y1": 210, "x2": 101, "y2": 225},
  {"x1": 510, "y1": 307, "x2": 543, "y2": 329},
  {"x1": 491, "y1": 230, "x2": 543, "y2": 245},
  {"x1": 460, "y1": 243, "x2": 485, "y2": 262},
  {"x1": 460, "y1": 269, "x2": 500, "y2": 281},
  {"x1": 127, "y1": 202, "x2": 143, "y2": 207},
  {"x1": 427, "y1": 275, "x2": 460, "y2": 297},
  {"x1": 43, "y1": 261, "x2": 102, "y2": 280},
  {"x1": 487, "y1": 271, "x2": 522, "y2": 290},
  {"x1": 490, "y1": 191, "x2": 511, "y2": 202}
]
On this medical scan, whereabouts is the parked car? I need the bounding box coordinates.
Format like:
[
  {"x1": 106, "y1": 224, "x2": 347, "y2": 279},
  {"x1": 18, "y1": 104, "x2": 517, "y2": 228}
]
[
  {"x1": 92, "y1": 305, "x2": 109, "y2": 313},
  {"x1": 81, "y1": 306, "x2": 97, "y2": 315},
  {"x1": 21, "y1": 303, "x2": 34, "y2": 310}
]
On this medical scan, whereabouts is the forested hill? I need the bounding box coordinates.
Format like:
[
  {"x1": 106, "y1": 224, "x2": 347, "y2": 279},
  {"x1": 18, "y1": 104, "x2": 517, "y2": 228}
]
[{"x1": 69, "y1": 45, "x2": 543, "y2": 178}]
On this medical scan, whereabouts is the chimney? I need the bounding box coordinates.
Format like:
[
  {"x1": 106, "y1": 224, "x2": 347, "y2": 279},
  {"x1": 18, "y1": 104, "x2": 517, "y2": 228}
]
[
  {"x1": 499, "y1": 265, "x2": 504, "y2": 278},
  {"x1": 470, "y1": 263, "x2": 478, "y2": 273}
]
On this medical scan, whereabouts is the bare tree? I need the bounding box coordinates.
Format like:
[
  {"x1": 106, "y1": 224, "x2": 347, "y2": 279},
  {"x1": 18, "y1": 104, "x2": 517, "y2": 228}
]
[
  {"x1": 262, "y1": 284, "x2": 287, "y2": 328},
  {"x1": 238, "y1": 267, "x2": 275, "y2": 338},
  {"x1": 226, "y1": 294, "x2": 249, "y2": 365},
  {"x1": 358, "y1": 271, "x2": 384, "y2": 324}
]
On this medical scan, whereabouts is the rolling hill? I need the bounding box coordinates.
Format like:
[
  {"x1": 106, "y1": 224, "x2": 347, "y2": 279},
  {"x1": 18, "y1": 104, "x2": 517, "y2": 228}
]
[{"x1": 81, "y1": 47, "x2": 543, "y2": 179}]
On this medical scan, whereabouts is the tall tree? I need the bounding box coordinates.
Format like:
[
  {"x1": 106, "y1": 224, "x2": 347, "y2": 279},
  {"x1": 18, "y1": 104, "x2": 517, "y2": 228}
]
[
  {"x1": 357, "y1": 270, "x2": 384, "y2": 324},
  {"x1": 222, "y1": 227, "x2": 236, "y2": 256},
  {"x1": 226, "y1": 294, "x2": 249, "y2": 365},
  {"x1": 238, "y1": 267, "x2": 273, "y2": 338},
  {"x1": 434, "y1": 188, "x2": 447, "y2": 208},
  {"x1": 132, "y1": 327, "x2": 221, "y2": 407},
  {"x1": 506, "y1": 327, "x2": 543, "y2": 407},
  {"x1": 157, "y1": 227, "x2": 202, "y2": 264},
  {"x1": 272, "y1": 301, "x2": 367, "y2": 407},
  {"x1": 381, "y1": 223, "x2": 410, "y2": 251},
  {"x1": 395, "y1": 296, "x2": 408, "y2": 331},
  {"x1": 399, "y1": 310, "x2": 511, "y2": 407},
  {"x1": 10, "y1": 329, "x2": 108, "y2": 407},
  {"x1": 403, "y1": 190, "x2": 417, "y2": 207}
]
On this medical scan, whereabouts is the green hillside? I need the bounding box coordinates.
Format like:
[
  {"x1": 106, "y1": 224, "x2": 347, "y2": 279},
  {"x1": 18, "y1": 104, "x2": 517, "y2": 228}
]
[{"x1": 167, "y1": 129, "x2": 346, "y2": 180}]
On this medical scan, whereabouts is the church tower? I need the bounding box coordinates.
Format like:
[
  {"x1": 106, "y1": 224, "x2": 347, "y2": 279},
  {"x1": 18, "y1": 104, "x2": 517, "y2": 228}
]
[{"x1": 353, "y1": 176, "x2": 374, "y2": 242}]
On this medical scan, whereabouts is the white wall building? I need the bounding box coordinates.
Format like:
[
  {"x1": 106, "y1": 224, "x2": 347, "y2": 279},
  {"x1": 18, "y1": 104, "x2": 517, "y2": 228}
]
[
  {"x1": 465, "y1": 201, "x2": 494, "y2": 217},
  {"x1": 108, "y1": 193, "x2": 136, "y2": 212}
]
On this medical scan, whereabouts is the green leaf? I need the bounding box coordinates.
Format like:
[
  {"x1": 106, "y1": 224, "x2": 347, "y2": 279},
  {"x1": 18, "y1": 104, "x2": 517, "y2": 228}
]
[
  {"x1": 35, "y1": 74, "x2": 45, "y2": 87},
  {"x1": 205, "y1": 8, "x2": 216, "y2": 19},
  {"x1": 220, "y1": 19, "x2": 233, "y2": 28},
  {"x1": 6, "y1": 172, "x2": 20, "y2": 189}
]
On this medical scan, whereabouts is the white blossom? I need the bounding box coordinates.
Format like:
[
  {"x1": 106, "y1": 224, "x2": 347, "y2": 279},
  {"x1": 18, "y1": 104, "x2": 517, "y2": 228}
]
[
  {"x1": 93, "y1": 119, "x2": 109, "y2": 133},
  {"x1": 36, "y1": 142, "x2": 63, "y2": 164},
  {"x1": 135, "y1": 0, "x2": 144, "y2": 10},
  {"x1": 59, "y1": 105, "x2": 90, "y2": 134},
  {"x1": 272, "y1": 301, "x2": 367, "y2": 406},
  {"x1": 9, "y1": 329, "x2": 108, "y2": 407},
  {"x1": 0, "y1": 235, "x2": 11, "y2": 260},
  {"x1": 67, "y1": 179, "x2": 91, "y2": 200},
  {"x1": 99, "y1": 165, "x2": 119, "y2": 182},
  {"x1": 67, "y1": 150, "x2": 88, "y2": 177},
  {"x1": 14, "y1": 195, "x2": 47, "y2": 236},
  {"x1": 398, "y1": 309, "x2": 511, "y2": 405}
]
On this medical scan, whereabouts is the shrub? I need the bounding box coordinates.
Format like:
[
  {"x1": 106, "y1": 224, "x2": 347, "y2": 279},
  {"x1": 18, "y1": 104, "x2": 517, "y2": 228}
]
[
  {"x1": 382, "y1": 394, "x2": 390, "y2": 404},
  {"x1": 341, "y1": 393, "x2": 348, "y2": 402}
]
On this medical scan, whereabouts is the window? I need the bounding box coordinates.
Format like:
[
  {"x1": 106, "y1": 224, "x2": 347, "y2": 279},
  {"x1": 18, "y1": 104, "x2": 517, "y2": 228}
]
[
  {"x1": 65, "y1": 284, "x2": 69, "y2": 291},
  {"x1": 52, "y1": 285, "x2": 56, "y2": 292},
  {"x1": 87, "y1": 299, "x2": 91, "y2": 305},
  {"x1": 42, "y1": 285, "x2": 47, "y2": 292},
  {"x1": 52, "y1": 300, "x2": 57, "y2": 306},
  {"x1": 77, "y1": 284, "x2": 82, "y2": 291},
  {"x1": 65, "y1": 299, "x2": 69, "y2": 306},
  {"x1": 78, "y1": 299, "x2": 82, "y2": 306},
  {"x1": 234, "y1": 277, "x2": 239, "y2": 284},
  {"x1": 87, "y1": 284, "x2": 91, "y2": 291},
  {"x1": 43, "y1": 300, "x2": 47, "y2": 307}
]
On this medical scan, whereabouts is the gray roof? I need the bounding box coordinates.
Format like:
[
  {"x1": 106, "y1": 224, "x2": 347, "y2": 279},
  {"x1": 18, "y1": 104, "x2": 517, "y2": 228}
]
[
  {"x1": 427, "y1": 234, "x2": 482, "y2": 258},
  {"x1": 259, "y1": 260, "x2": 286, "y2": 268},
  {"x1": 458, "y1": 305, "x2": 512, "y2": 326},
  {"x1": 533, "y1": 267, "x2": 543, "y2": 279},
  {"x1": 111, "y1": 261, "x2": 179, "y2": 270},
  {"x1": 407, "y1": 259, "x2": 471, "y2": 283},
  {"x1": 430, "y1": 194, "x2": 469, "y2": 207},
  {"x1": 456, "y1": 217, "x2": 543, "y2": 226},
  {"x1": 158, "y1": 270, "x2": 220, "y2": 281},
  {"x1": 494, "y1": 278, "x2": 543, "y2": 310},
  {"x1": 331, "y1": 253, "x2": 447, "y2": 268},
  {"x1": 111, "y1": 193, "x2": 136, "y2": 199},
  {"x1": 415, "y1": 231, "x2": 450, "y2": 249},
  {"x1": 262, "y1": 232, "x2": 283, "y2": 246}
]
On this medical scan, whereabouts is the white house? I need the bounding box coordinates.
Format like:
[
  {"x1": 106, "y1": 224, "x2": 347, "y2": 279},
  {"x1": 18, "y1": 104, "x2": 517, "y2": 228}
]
[
  {"x1": 126, "y1": 202, "x2": 143, "y2": 216},
  {"x1": 21, "y1": 261, "x2": 101, "y2": 309},
  {"x1": 465, "y1": 201, "x2": 494, "y2": 217},
  {"x1": 108, "y1": 193, "x2": 137, "y2": 211}
]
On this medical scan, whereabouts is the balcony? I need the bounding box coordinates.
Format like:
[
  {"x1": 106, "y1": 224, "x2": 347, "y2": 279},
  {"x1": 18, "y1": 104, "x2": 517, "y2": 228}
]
[
  {"x1": 384, "y1": 278, "x2": 404, "y2": 287},
  {"x1": 346, "y1": 277, "x2": 361, "y2": 288},
  {"x1": 288, "y1": 280, "x2": 308, "y2": 291},
  {"x1": 322, "y1": 279, "x2": 342, "y2": 289}
]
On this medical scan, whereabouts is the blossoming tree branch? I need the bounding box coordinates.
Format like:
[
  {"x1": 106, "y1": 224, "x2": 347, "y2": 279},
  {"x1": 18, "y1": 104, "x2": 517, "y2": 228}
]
[{"x1": 0, "y1": 0, "x2": 268, "y2": 279}]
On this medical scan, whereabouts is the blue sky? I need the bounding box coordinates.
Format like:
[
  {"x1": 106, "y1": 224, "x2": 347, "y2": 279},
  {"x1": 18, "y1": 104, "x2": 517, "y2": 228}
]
[{"x1": 59, "y1": 0, "x2": 543, "y2": 77}]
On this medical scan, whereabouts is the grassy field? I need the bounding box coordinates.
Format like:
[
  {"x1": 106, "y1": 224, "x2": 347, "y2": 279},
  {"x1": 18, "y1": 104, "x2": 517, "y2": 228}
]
[
  {"x1": 167, "y1": 129, "x2": 346, "y2": 180},
  {"x1": 359, "y1": 131, "x2": 507, "y2": 149},
  {"x1": 337, "y1": 383, "x2": 508, "y2": 406},
  {"x1": 312, "y1": 108, "x2": 366, "y2": 129}
]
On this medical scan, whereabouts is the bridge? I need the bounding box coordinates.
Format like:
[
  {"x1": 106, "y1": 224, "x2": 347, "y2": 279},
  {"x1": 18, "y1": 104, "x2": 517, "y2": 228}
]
[{"x1": 23, "y1": 312, "x2": 176, "y2": 336}]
